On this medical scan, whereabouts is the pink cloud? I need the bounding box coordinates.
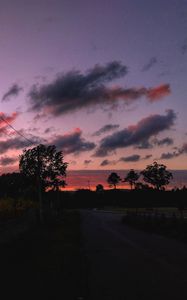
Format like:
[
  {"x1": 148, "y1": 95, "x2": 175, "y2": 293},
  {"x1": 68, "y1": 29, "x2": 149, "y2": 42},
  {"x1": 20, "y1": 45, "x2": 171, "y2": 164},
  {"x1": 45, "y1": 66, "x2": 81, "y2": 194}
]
[
  {"x1": 147, "y1": 84, "x2": 171, "y2": 102},
  {"x1": 0, "y1": 112, "x2": 19, "y2": 135}
]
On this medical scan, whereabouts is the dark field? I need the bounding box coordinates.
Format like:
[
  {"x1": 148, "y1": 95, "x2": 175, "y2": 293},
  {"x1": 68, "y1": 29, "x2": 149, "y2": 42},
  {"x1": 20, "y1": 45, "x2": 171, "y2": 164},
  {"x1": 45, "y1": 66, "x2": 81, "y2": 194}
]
[{"x1": 0, "y1": 210, "x2": 83, "y2": 300}]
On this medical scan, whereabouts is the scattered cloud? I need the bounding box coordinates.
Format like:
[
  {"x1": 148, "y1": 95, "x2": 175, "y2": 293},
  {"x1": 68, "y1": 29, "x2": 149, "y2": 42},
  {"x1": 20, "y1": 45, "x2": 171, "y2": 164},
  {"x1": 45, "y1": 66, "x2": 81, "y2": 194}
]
[
  {"x1": 0, "y1": 156, "x2": 18, "y2": 166},
  {"x1": 119, "y1": 154, "x2": 140, "y2": 162},
  {"x1": 28, "y1": 61, "x2": 170, "y2": 116},
  {"x1": 94, "y1": 110, "x2": 176, "y2": 156},
  {"x1": 0, "y1": 112, "x2": 18, "y2": 127},
  {"x1": 118, "y1": 154, "x2": 152, "y2": 162},
  {"x1": 147, "y1": 84, "x2": 170, "y2": 102},
  {"x1": 33, "y1": 112, "x2": 48, "y2": 122},
  {"x1": 141, "y1": 57, "x2": 157, "y2": 72},
  {"x1": 153, "y1": 137, "x2": 173, "y2": 146},
  {"x1": 0, "y1": 112, "x2": 19, "y2": 135},
  {"x1": 0, "y1": 135, "x2": 42, "y2": 154},
  {"x1": 44, "y1": 127, "x2": 55, "y2": 134},
  {"x1": 100, "y1": 159, "x2": 116, "y2": 166},
  {"x1": 27, "y1": 127, "x2": 40, "y2": 133},
  {"x1": 84, "y1": 160, "x2": 92, "y2": 165},
  {"x1": 160, "y1": 152, "x2": 178, "y2": 159},
  {"x1": 160, "y1": 143, "x2": 187, "y2": 159},
  {"x1": 92, "y1": 124, "x2": 120, "y2": 136},
  {"x1": 51, "y1": 128, "x2": 96, "y2": 154},
  {"x1": 2, "y1": 84, "x2": 23, "y2": 102}
]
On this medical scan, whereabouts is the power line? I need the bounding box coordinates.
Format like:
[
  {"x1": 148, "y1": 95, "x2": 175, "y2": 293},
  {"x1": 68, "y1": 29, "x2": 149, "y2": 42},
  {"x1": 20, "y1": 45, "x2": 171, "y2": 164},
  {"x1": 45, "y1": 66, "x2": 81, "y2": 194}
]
[
  {"x1": 0, "y1": 114, "x2": 33, "y2": 145},
  {"x1": 0, "y1": 113, "x2": 44, "y2": 223}
]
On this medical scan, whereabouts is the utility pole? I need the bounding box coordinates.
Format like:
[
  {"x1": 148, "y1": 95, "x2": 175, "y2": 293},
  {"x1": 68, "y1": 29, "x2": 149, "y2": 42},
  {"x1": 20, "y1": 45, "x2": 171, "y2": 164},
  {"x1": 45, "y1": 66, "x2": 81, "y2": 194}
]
[
  {"x1": 88, "y1": 180, "x2": 91, "y2": 191},
  {"x1": 37, "y1": 145, "x2": 44, "y2": 224}
]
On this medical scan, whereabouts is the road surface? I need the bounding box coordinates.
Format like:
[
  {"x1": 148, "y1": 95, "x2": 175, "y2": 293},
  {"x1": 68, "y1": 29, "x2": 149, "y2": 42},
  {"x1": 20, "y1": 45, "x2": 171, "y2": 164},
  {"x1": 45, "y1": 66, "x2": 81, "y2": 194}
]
[{"x1": 80, "y1": 210, "x2": 187, "y2": 300}]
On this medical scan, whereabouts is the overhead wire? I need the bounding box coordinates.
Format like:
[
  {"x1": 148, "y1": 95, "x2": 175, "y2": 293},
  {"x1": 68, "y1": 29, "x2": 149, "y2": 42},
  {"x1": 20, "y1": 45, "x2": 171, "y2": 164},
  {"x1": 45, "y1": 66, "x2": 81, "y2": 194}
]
[{"x1": 0, "y1": 114, "x2": 34, "y2": 145}]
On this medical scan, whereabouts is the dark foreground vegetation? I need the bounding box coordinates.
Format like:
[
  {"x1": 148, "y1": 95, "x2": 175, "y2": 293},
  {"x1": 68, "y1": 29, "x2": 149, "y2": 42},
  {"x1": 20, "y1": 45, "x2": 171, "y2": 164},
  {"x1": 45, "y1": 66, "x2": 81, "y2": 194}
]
[
  {"x1": 122, "y1": 209, "x2": 187, "y2": 243},
  {"x1": 0, "y1": 210, "x2": 83, "y2": 300},
  {"x1": 0, "y1": 185, "x2": 187, "y2": 299},
  {"x1": 47, "y1": 188, "x2": 187, "y2": 211},
  {"x1": 0, "y1": 144, "x2": 187, "y2": 299},
  {"x1": 47, "y1": 188, "x2": 187, "y2": 244}
]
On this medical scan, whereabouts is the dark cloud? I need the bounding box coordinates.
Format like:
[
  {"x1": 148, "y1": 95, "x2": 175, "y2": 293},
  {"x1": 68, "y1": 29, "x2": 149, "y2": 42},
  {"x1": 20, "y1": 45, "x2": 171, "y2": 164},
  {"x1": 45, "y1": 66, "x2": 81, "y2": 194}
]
[
  {"x1": 119, "y1": 154, "x2": 152, "y2": 162},
  {"x1": 94, "y1": 110, "x2": 176, "y2": 157},
  {"x1": 92, "y1": 124, "x2": 120, "y2": 136},
  {"x1": 136, "y1": 140, "x2": 152, "y2": 149},
  {"x1": 44, "y1": 127, "x2": 55, "y2": 134},
  {"x1": 28, "y1": 61, "x2": 170, "y2": 116},
  {"x1": 119, "y1": 154, "x2": 140, "y2": 162},
  {"x1": 100, "y1": 159, "x2": 116, "y2": 166},
  {"x1": 51, "y1": 128, "x2": 96, "y2": 154},
  {"x1": 141, "y1": 57, "x2": 157, "y2": 72},
  {"x1": 0, "y1": 156, "x2": 18, "y2": 166},
  {"x1": 29, "y1": 61, "x2": 128, "y2": 115},
  {"x1": 2, "y1": 84, "x2": 23, "y2": 102},
  {"x1": 153, "y1": 137, "x2": 174, "y2": 146},
  {"x1": 160, "y1": 151, "x2": 179, "y2": 160},
  {"x1": 160, "y1": 143, "x2": 187, "y2": 159},
  {"x1": 0, "y1": 135, "x2": 42, "y2": 154}
]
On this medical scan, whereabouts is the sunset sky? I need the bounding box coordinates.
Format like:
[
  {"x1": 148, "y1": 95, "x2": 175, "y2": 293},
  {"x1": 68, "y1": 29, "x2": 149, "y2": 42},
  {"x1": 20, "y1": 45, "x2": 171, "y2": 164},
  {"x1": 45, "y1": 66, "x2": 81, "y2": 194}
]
[{"x1": 0, "y1": 0, "x2": 187, "y2": 176}]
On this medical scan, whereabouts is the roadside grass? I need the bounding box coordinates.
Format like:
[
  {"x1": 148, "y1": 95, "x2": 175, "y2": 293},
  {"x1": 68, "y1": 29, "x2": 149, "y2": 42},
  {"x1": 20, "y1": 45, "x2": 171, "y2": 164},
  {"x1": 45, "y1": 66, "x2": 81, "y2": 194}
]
[
  {"x1": 121, "y1": 210, "x2": 187, "y2": 243},
  {"x1": 0, "y1": 197, "x2": 37, "y2": 220},
  {"x1": 0, "y1": 209, "x2": 82, "y2": 300},
  {"x1": 97, "y1": 206, "x2": 187, "y2": 242},
  {"x1": 99, "y1": 206, "x2": 187, "y2": 218}
]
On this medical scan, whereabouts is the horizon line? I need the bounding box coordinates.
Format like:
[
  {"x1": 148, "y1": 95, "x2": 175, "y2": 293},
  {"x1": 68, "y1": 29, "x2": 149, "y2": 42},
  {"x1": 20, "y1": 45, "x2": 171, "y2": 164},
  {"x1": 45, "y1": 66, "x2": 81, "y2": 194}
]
[{"x1": 67, "y1": 169, "x2": 187, "y2": 172}]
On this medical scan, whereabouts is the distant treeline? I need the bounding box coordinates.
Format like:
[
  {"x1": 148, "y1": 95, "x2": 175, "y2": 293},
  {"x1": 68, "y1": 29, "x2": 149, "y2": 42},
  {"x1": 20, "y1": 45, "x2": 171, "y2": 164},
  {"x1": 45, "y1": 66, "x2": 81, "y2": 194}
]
[{"x1": 45, "y1": 189, "x2": 187, "y2": 211}]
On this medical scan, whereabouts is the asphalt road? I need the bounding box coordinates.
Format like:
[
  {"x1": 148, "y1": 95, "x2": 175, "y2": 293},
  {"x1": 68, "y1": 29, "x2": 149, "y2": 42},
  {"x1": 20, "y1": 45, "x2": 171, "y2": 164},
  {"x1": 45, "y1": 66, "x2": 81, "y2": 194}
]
[{"x1": 80, "y1": 210, "x2": 187, "y2": 300}]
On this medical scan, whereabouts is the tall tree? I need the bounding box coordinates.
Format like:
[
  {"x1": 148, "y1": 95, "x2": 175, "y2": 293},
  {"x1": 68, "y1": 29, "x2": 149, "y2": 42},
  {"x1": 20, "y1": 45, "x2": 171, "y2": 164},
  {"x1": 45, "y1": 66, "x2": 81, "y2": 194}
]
[
  {"x1": 141, "y1": 161, "x2": 172, "y2": 190},
  {"x1": 19, "y1": 144, "x2": 68, "y2": 192},
  {"x1": 107, "y1": 172, "x2": 121, "y2": 189},
  {"x1": 19, "y1": 144, "x2": 68, "y2": 223},
  {"x1": 124, "y1": 169, "x2": 139, "y2": 190}
]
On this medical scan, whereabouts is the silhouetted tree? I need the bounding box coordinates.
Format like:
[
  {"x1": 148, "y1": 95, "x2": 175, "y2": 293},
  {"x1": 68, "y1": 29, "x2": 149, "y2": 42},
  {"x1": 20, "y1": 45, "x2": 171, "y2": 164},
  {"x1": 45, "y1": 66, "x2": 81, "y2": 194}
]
[
  {"x1": 96, "y1": 184, "x2": 104, "y2": 192},
  {"x1": 107, "y1": 172, "x2": 121, "y2": 189},
  {"x1": 19, "y1": 144, "x2": 68, "y2": 192},
  {"x1": 134, "y1": 182, "x2": 152, "y2": 190},
  {"x1": 141, "y1": 161, "x2": 173, "y2": 190},
  {"x1": 124, "y1": 169, "x2": 139, "y2": 190}
]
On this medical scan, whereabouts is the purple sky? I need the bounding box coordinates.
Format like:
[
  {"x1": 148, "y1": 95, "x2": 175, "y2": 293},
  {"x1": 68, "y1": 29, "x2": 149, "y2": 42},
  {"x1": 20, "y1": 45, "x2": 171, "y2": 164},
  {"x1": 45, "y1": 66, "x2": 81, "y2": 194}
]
[{"x1": 0, "y1": 0, "x2": 187, "y2": 172}]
